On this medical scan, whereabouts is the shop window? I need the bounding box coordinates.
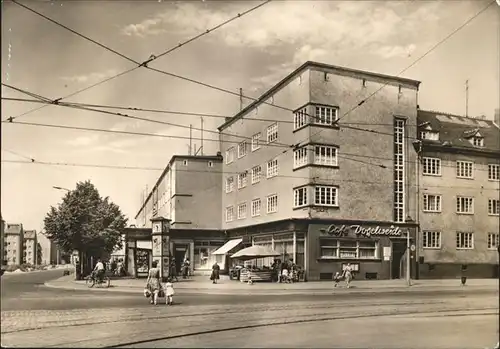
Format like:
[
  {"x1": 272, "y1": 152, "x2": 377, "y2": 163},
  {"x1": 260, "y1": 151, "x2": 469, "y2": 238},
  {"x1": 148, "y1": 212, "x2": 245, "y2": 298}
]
[
  {"x1": 194, "y1": 241, "x2": 224, "y2": 270},
  {"x1": 320, "y1": 239, "x2": 378, "y2": 259}
]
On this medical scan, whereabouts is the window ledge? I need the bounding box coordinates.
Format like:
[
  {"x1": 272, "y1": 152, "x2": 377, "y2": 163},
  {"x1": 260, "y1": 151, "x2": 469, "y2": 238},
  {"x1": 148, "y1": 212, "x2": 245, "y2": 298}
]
[
  {"x1": 422, "y1": 173, "x2": 442, "y2": 177},
  {"x1": 293, "y1": 164, "x2": 339, "y2": 172},
  {"x1": 488, "y1": 213, "x2": 500, "y2": 216},
  {"x1": 456, "y1": 176, "x2": 474, "y2": 180},
  {"x1": 456, "y1": 212, "x2": 474, "y2": 215},
  {"x1": 293, "y1": 124, "x2": 309, "y2": 133},
  {"x1": 422, "y1": 210, "x2": 442, "y2": 213},
  {"x1": 293, "y1": 204, "x2": 340, "y2": 211},
  {"x1": 422, "y1": 247, "x2": 442, "y2": 250},
  {"x1": 456, "y1": 248, "x2": 474, "y2": 250}
]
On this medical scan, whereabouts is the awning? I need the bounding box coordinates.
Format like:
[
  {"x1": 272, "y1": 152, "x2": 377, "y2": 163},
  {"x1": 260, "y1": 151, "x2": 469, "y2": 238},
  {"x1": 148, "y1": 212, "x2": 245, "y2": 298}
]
[{"x1": 212, "y1": 238, "x2": 243, "y2": 255}]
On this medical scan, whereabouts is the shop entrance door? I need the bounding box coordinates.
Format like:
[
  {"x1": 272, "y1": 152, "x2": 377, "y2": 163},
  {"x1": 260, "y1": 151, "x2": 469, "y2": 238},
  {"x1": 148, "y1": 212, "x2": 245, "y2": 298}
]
[
  {"x1": 174, "y1": 244, "x2": 188, "y2": 273},
  {"x1": 391, "y1": 241, "x2": 406, "y2": 279},
  {"x1": 136, "y1": 248, "x2": 151, "y2": 278}
]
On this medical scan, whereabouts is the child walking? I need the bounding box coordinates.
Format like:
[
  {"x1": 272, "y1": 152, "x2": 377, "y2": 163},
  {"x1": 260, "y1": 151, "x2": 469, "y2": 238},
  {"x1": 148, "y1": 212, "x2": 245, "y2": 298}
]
[
  {"x1": 333, "y1": 272, "x2": 341, "y2": 287},
  {"x1": 165, "y1": 277, "x2": 175, "y2": 305}
]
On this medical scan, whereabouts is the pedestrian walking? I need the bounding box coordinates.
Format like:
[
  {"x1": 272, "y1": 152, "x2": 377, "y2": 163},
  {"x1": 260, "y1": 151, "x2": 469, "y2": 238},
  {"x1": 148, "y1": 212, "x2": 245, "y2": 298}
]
[
  {"x1": 210, "y1": 261, "x2": 220, "y2": 284},
  {"x1": 170, "y1": 259, "x2": 179, "y2": 282},
  {"x1": 146, "y1": 261, "x2": 162, "y2": 305},
  {"x1": 333, "y1": 272, "x2": 341, "y2": 287},
  {"x1": 343, "y1": 263, "x2": 353, "y2": 288},
  {"x1": 165, "y1": 277, "x2": 175, "y2": 305}
]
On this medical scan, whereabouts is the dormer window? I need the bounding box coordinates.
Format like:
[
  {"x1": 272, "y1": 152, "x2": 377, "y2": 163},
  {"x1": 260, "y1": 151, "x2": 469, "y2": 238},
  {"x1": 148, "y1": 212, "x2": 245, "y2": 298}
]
[
  {"x1": 471, "y1": 136, "x2": 484, "y2": 147},
  {"x1": 420, "y1": 130, "x2": 439, "y2": 141}
]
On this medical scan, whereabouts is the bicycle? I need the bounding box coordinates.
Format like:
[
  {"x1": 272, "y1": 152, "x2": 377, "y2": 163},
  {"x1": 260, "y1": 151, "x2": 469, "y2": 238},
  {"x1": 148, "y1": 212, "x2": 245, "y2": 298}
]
[{"x1": 85, "y1": 271, "x2": 110, "y2": 288}]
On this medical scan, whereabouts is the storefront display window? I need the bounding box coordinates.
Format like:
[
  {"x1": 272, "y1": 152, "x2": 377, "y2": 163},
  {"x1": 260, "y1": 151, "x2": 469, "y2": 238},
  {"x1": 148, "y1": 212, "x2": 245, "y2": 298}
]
[
  {"x1": 194, "y1": 241, "x2": 224, "y2": 270},
  {"x1": 252, "y1": 232, "x2": 306, "y2": 268},
  {"x1": 320, "y1": 239, "x2": 378, "y2": 259}
]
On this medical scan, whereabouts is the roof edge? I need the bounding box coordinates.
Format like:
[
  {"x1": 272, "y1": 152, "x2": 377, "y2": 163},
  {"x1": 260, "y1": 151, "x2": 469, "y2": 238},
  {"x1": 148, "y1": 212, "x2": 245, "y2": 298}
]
[{"x1": 219, "y1": 61, "x2": 421, "y2": 132}]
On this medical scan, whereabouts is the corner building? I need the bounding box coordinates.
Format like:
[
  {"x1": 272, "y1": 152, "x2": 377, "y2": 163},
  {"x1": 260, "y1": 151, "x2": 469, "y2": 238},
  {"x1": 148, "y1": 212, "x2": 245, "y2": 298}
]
[
  {"x1": 218, "y1": 61, "x2": 421, "y2": 281},
  {"x1": 416, "y1": 110, "x2": 500, "y2": 278}
]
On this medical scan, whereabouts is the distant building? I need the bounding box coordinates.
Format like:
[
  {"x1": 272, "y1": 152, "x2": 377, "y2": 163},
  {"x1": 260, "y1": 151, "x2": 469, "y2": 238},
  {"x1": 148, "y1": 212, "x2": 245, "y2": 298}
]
[
  {"x1": 4, "y1": 223, "x2": 24, "y2": 265},
  {"x1": 131, "y1": 154, "x2": 226, "y2": 275},
  {"x1": 0, "y1": 216, "x2": 5, "y2": 266},
  {"x1": 23, "y1": 230, "x2": 38, "y2": 265},
  {"x1": 416, "y1": 110, "x2": 500, "y2": 278}
]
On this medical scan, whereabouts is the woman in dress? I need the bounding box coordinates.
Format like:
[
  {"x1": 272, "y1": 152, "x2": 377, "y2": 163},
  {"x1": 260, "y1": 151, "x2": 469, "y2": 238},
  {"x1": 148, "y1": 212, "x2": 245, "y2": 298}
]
[
  {"x1": 146, "y1": 261, "x2": 161, "y2": 305},
  {"x1": 211, "y1": 262, "x2": 220, "y2": 284},
  {"x1": 343, "y1": 263, "x2": 353, "y2": 288}
]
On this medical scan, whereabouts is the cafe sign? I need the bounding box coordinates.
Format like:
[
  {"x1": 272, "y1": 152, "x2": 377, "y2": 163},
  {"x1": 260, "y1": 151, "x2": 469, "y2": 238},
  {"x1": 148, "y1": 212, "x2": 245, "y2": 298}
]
[{"x1": 320, "y1": 224, "x2": 404, "y2": 238}]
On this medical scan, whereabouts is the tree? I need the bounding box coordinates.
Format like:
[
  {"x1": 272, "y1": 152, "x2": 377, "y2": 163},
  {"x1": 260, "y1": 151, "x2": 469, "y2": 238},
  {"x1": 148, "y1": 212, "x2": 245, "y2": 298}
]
[{"x1": 44, "y1": 181, "x2": 127, "y2": 278}]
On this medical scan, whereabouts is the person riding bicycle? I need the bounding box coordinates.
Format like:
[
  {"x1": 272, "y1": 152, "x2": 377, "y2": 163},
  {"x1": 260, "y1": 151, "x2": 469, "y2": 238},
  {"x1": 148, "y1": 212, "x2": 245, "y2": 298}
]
[{"x1": 93, "y1": 258, "x2": 105, "y2": 283}]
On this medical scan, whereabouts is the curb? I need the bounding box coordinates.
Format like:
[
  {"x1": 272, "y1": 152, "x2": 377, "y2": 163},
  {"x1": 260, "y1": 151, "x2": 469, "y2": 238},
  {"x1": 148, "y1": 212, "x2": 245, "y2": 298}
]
[{"x1": 43, "y1": 280, "x2": 499, "y2": 296}]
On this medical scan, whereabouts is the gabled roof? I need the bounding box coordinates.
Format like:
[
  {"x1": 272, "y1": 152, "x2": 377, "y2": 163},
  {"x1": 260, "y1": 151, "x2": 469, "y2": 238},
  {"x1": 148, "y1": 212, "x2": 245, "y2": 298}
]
[{"x1": 417, "y1": 110, "x2": 500, "y2": 153}]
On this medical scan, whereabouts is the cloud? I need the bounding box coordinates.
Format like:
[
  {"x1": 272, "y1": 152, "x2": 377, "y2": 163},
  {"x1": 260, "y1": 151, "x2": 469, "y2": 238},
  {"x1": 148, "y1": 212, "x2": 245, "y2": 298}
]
[
  {"x1": 67, "y1": 135, "x2": 100, "y2": 146},
  {"x1": 60, "y1": 69, "x2": 120, "y2": 84},
  {"x1": 373, "y1": 43, "x2": 417, "y2": 59},
  {"x1": 121, "y1": 18, "x2": 166, "y2": 37}
]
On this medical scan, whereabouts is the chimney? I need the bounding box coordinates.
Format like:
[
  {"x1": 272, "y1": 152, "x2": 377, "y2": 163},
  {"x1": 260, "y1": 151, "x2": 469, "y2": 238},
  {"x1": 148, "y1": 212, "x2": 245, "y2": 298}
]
[{"x1": 494, "y1": 109, "x2": 500, "y2": 126}]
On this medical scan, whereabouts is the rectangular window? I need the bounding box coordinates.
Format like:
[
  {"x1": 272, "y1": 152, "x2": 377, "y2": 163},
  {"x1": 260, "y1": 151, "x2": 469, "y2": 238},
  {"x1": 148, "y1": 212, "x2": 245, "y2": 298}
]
[
  {"x1": 225, "y1": 206, "x2": 234, "y2": 222},
  {"x1": 420, "y1": 131, "x2": 439, "y2": 141},
  {"x1": 456, "y1": 232, "x2": 473, "y2": 249},
  {"x1": 251, "y1": 133, "x2": 261, "y2": 151},
  {"x1": 472, "y1": 137, "x2": 484, "y2": 147},
  {"x1": 423, "y1": 194, "x2": 441, "y2": 212},
  {"x1": 237, "y1": 172, "x2": 248, "y2": 189},
  {"x1": 488, "y1": 199, "x2": 499, "y2": 215},
  {"x1": 488, "y1": 164, "x2": 500, "y2": 181},
  {"x1": 237, "y1": 141, "x2": 248, "y2": 158},
  {"x1": 314, "y1": 106, "x2": 338, "y2": 125},
  {"x1": 251, "y1": 165, "x2": 262, "y2": 184},
  {"x1": 456, "y1": 161, "x2": 474, "y2": 179},
  {"x1": 293, "y1": 187, "x2": 308, "y2": 208},
  {"x1": 251, "y1": 199, "x2": 261, "y2": 217},
  {"x1": 422, "y1": 157, "x2": 441, "y2": 176},
  {"x1": 314, "y1": 186, "x2": 338, "y2": 206},
  {"x1": 456, "y1": 197, "x2": 474, "y2": 214},
  {"x1": 294, "y1": 107, "x2": 308, "y2": 130},
  {"x1": 225, "y1": 147, "x2": 235, "y2": 164},
  {"x1": 394, "y1": 119, "x2": 405, "y2": 223},
  {"x1": 237, "y1": 203, "x2": 247, "y2": 220},
  {"x1": 487, "y1": 233, "x2": 499, "y2": 250},
  {"x1": 422, "y1": 231, "x2": 441, "y2": 249},
  {"x1": 267, "y1": 158, "x2": 279, "y2": 178},
  {"x1": 320, "y1": 239, "x2": 378, "y2": 259},
  {"x1": 267, "y1": 123, "x2": 278, "y2": 143},
  {"x1": 314, "y1": 145, "x2": 338, "y2": 166},
  {"x1": 225, "y1": 176, "x2": 234, "y2": 193},
  {"x1": 267, "y1": 194, "x2": 278, "y2": 213},
  {"x1": 293, "y1": 147, "x2": 308, "y2": 168}
]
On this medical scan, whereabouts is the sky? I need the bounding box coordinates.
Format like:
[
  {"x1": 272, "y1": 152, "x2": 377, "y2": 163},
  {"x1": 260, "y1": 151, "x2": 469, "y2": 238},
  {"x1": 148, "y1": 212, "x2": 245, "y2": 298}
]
[{"x1": 1, "y1": 0, "x2": 499, "y2": 235}]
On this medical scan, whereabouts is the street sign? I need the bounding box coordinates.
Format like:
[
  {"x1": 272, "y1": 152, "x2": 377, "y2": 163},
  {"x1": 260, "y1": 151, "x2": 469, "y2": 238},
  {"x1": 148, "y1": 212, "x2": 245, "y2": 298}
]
[{"x1": 410, "y1": 244, "x2": 416, "y2": 252}]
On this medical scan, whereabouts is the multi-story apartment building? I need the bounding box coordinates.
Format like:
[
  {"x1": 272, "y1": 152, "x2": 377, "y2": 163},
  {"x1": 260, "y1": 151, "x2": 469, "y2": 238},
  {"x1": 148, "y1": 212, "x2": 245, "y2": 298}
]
[
  {"x1": 416, "y1": 110, "x2": 500, "y2": 278},
  {"x1": 23, "y1": 230, "x2": 38, "y2": 265},
  {"x1": 133, "y1": 154, "x2": 225, "y2": 275},
  {"x1": 217, "y1": 61, "x2": 421, "y2": 281},
  {"x1": 4, "y1": 223, "x2": 23, "y2": 266},
  {"x1": 1, "y1": 215, "x2": 5, "y2": 266}
]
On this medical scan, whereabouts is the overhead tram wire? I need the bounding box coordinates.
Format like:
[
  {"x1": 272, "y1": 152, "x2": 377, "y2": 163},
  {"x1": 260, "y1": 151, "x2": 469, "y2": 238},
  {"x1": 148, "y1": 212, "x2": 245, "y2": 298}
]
[
  {"x1": 2, "y1": 95, "x2": 496, "y2": 172},
  {"x1": 1, "y1": 85, "x2": 293, "y2": 148},
  {"x1": 236, "y1": 0, "x2": 497, "y2": 173},
  {"x1": 2, "y1": 149, "x2": 35, "y2": 162},
  {"x1": 2, "y1": 96, "x2": 421, "y2": 127},
  {"x1": 2, "y1": 118, "x2": 495, "y2": 173},
  {"x1": 2, "y1": 159, "x2": 497, "y2": 192},
  {"x1": 6, "y1": 0, "x2": 272, "y2": 123}
]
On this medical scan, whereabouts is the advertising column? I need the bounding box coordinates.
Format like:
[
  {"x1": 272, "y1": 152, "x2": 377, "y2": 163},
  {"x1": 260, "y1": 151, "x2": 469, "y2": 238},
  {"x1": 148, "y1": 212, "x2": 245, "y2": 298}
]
[{"x1": 151, "y1": 216, "x2": 171, "y2": 282}]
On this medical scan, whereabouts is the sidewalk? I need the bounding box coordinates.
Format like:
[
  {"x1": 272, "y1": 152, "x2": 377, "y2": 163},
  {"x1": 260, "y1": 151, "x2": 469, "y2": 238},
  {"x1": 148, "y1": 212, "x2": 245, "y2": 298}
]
[{"x1": 44, "y1": 274, "x2": 499, "y2": 296}]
